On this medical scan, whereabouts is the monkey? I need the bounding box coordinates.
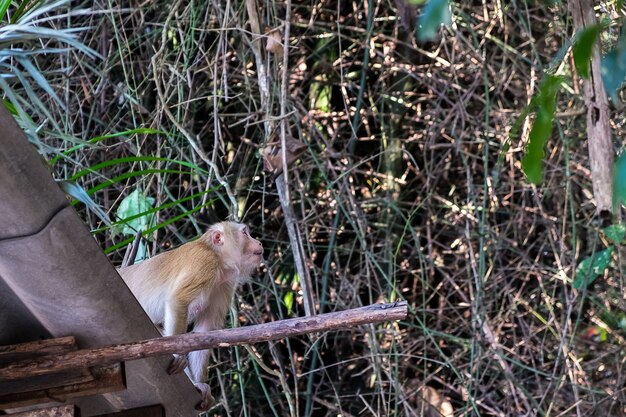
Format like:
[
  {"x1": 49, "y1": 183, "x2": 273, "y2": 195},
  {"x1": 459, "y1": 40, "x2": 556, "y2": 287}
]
[{"x1": 118, "y1": 221, "x2": 263, "y2": 410}]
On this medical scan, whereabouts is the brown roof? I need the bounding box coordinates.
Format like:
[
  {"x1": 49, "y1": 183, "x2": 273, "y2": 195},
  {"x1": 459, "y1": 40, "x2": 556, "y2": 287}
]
[{"x1": 0, "y1": 107, "x2": 201, "y2": 416}]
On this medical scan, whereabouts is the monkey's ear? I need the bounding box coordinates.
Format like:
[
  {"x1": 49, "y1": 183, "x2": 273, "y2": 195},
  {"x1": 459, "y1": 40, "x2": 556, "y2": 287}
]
[{"x1": 211, "y1": 230, "x2": 225, "y2": 246}]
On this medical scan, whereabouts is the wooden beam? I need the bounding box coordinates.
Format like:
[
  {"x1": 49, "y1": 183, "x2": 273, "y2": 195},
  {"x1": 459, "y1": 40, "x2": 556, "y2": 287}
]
[
  {"x1": 0, "y1": 363, "x2": 125, "y2": 409},
  {"x1": 7, "y1": 404, "x2": 78, "y2": 417},
  {"x1": 93, "y1": 405, "x2": 165, "y2": 417},
  {"x1": 0, "y1": 336, "x2": 93, "y2": 395},
  {"x1": 1, "y1": 302, "x2": 407, "y2": 381}
]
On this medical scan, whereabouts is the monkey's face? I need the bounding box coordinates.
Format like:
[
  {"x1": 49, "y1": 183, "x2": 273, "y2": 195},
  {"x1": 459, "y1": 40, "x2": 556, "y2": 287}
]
[
  {"x1": 208, "y1": 222, "x2": 263, "y2": 276},
  {"x1": 237, "y1": 223, "x2": 264, "y2": 274}
]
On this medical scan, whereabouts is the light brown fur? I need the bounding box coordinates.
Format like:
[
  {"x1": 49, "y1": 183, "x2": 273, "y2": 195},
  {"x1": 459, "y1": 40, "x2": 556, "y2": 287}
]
[{"x1": 118, "y1": 221, "x2": 263, "y2": 410}]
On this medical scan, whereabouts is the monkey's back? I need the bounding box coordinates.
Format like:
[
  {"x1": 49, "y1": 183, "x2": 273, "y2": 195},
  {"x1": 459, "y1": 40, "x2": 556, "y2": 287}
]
[
  {"x1": 118, "y1": 239, "x2": 222, "y2": 326},
  {"x1": 118, "y1": 247, "x2": 185, "y2": 324}
]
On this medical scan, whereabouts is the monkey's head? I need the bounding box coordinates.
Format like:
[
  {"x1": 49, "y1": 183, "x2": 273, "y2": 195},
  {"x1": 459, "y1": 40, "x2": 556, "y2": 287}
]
[{"x1": 205, "y1": 221, "x2": 264, "y2": 277}]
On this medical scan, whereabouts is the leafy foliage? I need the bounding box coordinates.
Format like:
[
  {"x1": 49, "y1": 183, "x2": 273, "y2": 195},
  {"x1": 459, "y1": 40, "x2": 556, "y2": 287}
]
[
  {"x1": 113, "y1": 189, "x2": 156, "y2": 239},
  {"x1": 614, "y1": 152, "x2": 626, "y2": 210},
  {"x1": 417, "y1": 0, "x2": 452, "y2": 41},
  {"x1": 573, "y1": 24, "x2": 601, "y2": 79},
  {"x1": 49, "y1": 128, "x2": 165, "y2": 167},
  {"x1": 0, "y1": 0, "x2": 99, "y2": 148},
  {"x1": 113, "y1": 188, "x2": 156, "y2": 262},
  {"x1": 520, "y1": 75, "x2": 563, "y2": 184},
  {"x1": 603, "y1": 224, "x2": 626, "y2": 244},
  {"x1": 574, "y1": 247, "x2": 614, "y2": 289},
  {"x1": 602, "y1": 34, "x2": 626, "y2": 101},
  {"x1": 58, "y1": 180, "x2": 111, "y2": 225}
]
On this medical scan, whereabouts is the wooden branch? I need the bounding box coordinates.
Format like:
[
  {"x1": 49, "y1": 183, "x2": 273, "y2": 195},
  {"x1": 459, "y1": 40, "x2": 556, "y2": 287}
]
[
  {"x1": 276, "y1": 1, "x2": 316, "y2": 318},
  {"x1": 276, "y1": 175, "x2": 316, "y2": 317},
  {"x1": 0, "y1": 302, "x2": 407, "y2": 381},
  {"x1": 569, "y1": 0, "x2": 614, "y2": 216}
]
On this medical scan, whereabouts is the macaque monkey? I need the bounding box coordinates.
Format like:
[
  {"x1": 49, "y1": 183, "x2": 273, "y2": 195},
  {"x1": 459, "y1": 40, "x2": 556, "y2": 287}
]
[{"x1": 118, "y1": 221, "x2": 263, "y2": 410}]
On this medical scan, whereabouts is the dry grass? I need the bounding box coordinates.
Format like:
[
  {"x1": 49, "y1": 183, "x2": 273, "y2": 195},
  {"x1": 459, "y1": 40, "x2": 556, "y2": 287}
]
[{"x1": 6, "y1": 0, "x2": 626, "y2": 416}]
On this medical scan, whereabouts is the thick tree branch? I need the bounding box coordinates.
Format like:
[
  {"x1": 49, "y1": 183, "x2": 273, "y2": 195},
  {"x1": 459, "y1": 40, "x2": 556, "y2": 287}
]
[
  {"x1": 569, "y1": 0, "x2": 614, "y2": 217},
  {"x1": 0, "y1": 302, "x2": 407, "y2": 381},
  {"x1": 244, "y1": 1, "x2": 316, "y2": 316}
]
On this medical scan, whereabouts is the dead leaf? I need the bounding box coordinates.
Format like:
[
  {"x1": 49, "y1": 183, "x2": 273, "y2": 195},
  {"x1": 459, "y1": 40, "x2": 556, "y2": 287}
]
[
  {"x1": 266, "y1": 29, "x2": 284, "y2": 56},
  {"x1": 261, "y1": 134, "x2": 307, "y2": 175},
  {"x1": 406, "y1": 380, "x2": 454, "y2": 417}
]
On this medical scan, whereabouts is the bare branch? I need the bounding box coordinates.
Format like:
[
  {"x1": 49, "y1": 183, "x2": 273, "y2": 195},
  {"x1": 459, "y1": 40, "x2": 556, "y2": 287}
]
[
  {"x1": 569, "y1": 0, "x2": 614, "y2": 217},
  {"x1": 1, "y1": 302, "x2": 407, "y2": 381}
]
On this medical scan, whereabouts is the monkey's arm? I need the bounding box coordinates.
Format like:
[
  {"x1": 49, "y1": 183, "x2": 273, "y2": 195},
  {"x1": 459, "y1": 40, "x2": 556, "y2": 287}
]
[
  {"x1": 186, "y1": 306, "x2": 221, "y2": 382},
  {"x1": 184, "y1": 307, "x2": 223, "y2": 410},
  {"x1": 163, "y1": 298, "x2": 189, "y2": 337},
  {"x1": 163, "y1": 296, "x2": 191, "y2": 375}
]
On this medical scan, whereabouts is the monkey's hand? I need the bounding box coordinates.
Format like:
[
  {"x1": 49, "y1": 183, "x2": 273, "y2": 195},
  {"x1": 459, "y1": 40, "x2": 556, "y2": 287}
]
[
  {"x1": 167, "y1": 353, "x2": 188, "y2": 375},
  {"x1": 194, "y1": 382, "x2": 215, "y2": 411}
]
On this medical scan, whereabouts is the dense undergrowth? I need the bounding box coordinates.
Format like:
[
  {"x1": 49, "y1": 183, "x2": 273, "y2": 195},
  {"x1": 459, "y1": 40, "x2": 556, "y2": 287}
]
[{"x1": 4, "y1": 0, "x2": 626, "y2": 416}]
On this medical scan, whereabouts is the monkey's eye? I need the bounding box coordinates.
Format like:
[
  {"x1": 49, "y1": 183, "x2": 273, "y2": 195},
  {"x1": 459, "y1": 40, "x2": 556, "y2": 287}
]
[{"x1": 242, "y1": 227, "x2": 249, "y2": 236}]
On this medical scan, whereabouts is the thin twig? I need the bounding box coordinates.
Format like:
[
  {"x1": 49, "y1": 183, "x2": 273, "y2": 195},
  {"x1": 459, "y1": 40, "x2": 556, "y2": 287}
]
[{"x1": 150, "y1": 0, "x2": 239, "y2": 219}]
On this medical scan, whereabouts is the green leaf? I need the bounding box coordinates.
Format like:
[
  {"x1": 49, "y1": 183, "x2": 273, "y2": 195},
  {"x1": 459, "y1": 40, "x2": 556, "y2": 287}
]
[
  {"x1": 49, "y1": 128, "x2": 164, "y2": 166},
  {"x1": 10, "y1": 0, "x2": 44, "y2": 24},
  {"x1": 521, "y1": 112, "x2": 551, "y2": 183},
  {"x1": 613, "y1": 152, "x2": 626, "y2": 210},
  {"x1": 417, "y1": 0, "x2": 452, "y2": 42},
  {"x1": 70, "y1": 156, "x2": 207, "y2": 181},
  {"x1": 573, "y1": 247, "x2": 614, "y2": 289},
  {"x1": 113, "y1": 189, "x2": 156, "y2": 240},
  {"x1": 521, "y1": 74, "x2": 563, "y2": 184},
  {"x1": 602, "y1": 35, "x2": 626, "y2": 102},
  {"x1": 0, "y1": 0, "x2": 11, "y2": 22},
  {"x1": 92, "y1": 187, "x2": 217, "y2": 236},
  {"x1": 603, "y1": 224, "x2": 626, "y2": 244},
  {"x1": 573, "y1": 25, "x2": 601, "y2": 79},
  {"x1": 3, "y1": 99, "x2": 17, "y2": 115},
  {"x1": 16, "y1": 56, "x2": 65, "y2": 109},
  {"x1": 0, "y1": 0, "x2": 101, "y2": 148},
  {"x1": 80, "y1": 169, "x2": 190, "y2": 198},
  {"x1": 57, "y1": 180, "x2": 111, "y2": 226},
  {"x1": 600, "y1": 309, "x2": 626, "y2": 333},
  {"x1": 283, "y1": 291, "x2": 294, "y2": 315},
  {"x1": 104, "y1": 199, "x2": 215, "y2": 254},
  {"x1": 310, "y1": 81, "x2": 331, "y2": 113}
]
